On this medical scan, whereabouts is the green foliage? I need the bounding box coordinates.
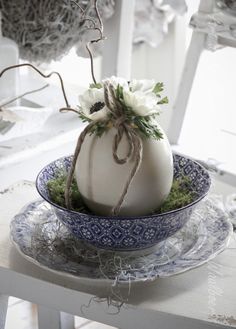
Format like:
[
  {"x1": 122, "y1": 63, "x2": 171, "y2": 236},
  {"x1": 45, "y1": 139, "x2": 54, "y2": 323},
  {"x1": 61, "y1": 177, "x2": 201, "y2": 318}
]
[
  {"x1": 78, "y1": 111, "x2": 92, "y2": 123},
  {"x1": 47, "y1": 173, "x2": 89, "y2": 213},
  {"x1": 89, "y1": 82, "x2": 103, "y2": 89},
  {"x1": 153, "y1": 82, "x2": 169, "y2": 106},
  {"x1": 116, "y1": 84, "x2": 124, "y2": 99},
  {"x1": 88, "y1": 120, "x2": 109, "y2": 137},
  {"x1": 114, "y1": 84, "x2": 164, "y2": 140},
  {"x1": 157, "y1": 96, "x2": 169, "y2": 105},
  {"x1": 47, "y1": 173, "x2": 195, "y2": 215},
  {"x1": 153, "y1": 82, "x2": 164, "y2": 96},
  {"x1": 158, "y1": 176, "x2": 195, "y2": 213},
  {"x1": 133, "y1": 116, "x2": 163, "y2": 140}
]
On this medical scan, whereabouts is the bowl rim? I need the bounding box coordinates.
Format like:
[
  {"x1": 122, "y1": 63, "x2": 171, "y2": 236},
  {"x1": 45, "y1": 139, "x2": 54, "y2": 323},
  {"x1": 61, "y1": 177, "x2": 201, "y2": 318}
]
[{"x1": 36, "y1": 153, "x2": 211, "y2": 220}]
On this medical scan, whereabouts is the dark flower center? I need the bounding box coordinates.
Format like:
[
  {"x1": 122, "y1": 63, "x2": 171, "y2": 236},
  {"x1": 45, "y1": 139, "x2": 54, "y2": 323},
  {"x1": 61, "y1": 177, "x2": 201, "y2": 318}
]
[{"x1": 90, "y1": 101, "x2": 105, "y2": 114}]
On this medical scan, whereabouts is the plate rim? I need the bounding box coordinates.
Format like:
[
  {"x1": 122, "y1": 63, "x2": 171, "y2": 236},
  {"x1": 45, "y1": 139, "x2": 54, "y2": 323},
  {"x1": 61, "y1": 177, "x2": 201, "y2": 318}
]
[{"x1": 10, "y1": 199, "x2": 233, "y2": 285}]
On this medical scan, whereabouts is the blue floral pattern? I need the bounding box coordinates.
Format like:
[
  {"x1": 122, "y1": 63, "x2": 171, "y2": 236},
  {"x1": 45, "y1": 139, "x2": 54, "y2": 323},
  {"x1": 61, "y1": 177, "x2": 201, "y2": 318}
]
[
  {"x1": 10, "y1": 199, "x2": 233, "y2": 282},
  {"x1": 36, "y1": 154, "x2": 211, "y2": 251}
]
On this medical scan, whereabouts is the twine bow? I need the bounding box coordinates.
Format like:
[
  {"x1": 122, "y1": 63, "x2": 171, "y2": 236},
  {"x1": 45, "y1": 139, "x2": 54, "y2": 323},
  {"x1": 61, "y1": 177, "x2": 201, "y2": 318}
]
[{"x1": 65, "y1": 82, "x2": 143, "y2": 216}]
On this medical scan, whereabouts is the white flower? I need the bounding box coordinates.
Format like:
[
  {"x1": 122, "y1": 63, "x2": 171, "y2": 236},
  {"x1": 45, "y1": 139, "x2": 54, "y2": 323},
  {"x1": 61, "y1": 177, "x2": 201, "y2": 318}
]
[
  {"x1": 79, "y1": 88, "x2": 108, "y2": 121},
  {"x1": 129, "y1": 79, "x2": 156, "y2": 94},
  {"x1": 102, "y1": 76, "x2": 129, "y2": 91},
  {"x1": 123, "y1": 90, "x2": 160, "y2": 116}
]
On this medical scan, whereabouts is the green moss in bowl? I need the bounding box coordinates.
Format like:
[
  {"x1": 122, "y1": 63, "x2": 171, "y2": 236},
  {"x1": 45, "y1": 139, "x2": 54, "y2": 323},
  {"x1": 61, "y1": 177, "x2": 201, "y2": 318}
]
[{"x1": 47, "y1": 172, "x2": 195, "y2": 215}]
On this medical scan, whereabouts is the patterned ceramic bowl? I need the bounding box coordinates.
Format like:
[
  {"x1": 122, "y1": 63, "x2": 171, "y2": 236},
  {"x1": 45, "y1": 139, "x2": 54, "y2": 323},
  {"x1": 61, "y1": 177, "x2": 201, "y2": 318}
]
[{"x1": 36, "y1": 154, "x2": 211, "y2": 251}]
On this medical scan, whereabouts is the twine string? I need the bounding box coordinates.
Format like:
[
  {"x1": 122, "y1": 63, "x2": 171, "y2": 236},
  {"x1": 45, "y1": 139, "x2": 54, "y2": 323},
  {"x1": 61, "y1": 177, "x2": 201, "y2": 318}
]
[
  {"x1": 65, "y1": 82, "x2": 143, "y2": 216},
  {"x1": 111, "y1": 129, "x2": 143, "y2": 216},
  {"x1": 112, "y1": 127, "x2": 134, "y2": 164},
  {"x1": 65, "y1": 121, "x2": 97, "y2": 209},
  {"x1": 104, "y1": 82, "x2": 143, "y2": 215}
]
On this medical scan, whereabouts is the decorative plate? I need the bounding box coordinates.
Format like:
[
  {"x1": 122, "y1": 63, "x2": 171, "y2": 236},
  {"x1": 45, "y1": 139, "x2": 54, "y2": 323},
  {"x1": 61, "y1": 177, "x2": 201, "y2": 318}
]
[{"x1": 10, "y1": 198, "x2": 233, "y2": 284}]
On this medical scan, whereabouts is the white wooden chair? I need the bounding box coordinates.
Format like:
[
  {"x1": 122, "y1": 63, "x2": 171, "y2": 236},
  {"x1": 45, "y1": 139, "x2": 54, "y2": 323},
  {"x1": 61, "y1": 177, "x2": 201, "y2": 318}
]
[
  {"x1": 168, "y1": 0, "x2": 236, "y2": 144},
  {"x1": 0, "y1": 296, "x2": 8, "y2": 329}
]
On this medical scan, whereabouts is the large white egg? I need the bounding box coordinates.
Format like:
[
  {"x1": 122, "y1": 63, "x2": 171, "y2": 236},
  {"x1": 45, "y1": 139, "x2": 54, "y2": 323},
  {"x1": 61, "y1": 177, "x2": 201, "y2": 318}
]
[{"x1": 75, "y1": 125, "x2": 173, "y2": 216}]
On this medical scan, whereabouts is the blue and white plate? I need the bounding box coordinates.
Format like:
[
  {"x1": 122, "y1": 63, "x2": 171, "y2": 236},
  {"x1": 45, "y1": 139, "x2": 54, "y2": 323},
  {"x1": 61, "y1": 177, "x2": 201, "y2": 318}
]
[{"x1": 10, "y1": 198, "x2": 233, "y2": 284}]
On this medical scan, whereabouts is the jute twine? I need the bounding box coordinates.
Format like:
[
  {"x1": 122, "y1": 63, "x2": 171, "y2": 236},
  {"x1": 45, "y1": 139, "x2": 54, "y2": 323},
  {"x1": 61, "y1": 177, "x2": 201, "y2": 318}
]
[{"x1": 65, "y1": 82, "x2": 143, "y2": 216}]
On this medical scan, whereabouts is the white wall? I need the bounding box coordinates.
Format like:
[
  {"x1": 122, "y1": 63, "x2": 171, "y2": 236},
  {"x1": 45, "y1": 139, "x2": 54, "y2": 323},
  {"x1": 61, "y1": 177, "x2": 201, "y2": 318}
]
[{"x1": 131, "y1": 17, "x2": 186, "y2": 133}]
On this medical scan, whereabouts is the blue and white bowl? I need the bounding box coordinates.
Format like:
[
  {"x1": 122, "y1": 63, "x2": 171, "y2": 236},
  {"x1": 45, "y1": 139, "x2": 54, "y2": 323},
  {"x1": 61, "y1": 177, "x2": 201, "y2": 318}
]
[{"x1": 36, "y1": 154, "x2": 211, "y2": 251}]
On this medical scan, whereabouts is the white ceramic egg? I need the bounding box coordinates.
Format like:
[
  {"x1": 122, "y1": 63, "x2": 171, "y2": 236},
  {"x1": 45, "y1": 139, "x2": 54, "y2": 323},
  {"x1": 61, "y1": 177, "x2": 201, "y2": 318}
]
[{"x1": 75, "y1": 124, "x2": 173, "y2": 216}]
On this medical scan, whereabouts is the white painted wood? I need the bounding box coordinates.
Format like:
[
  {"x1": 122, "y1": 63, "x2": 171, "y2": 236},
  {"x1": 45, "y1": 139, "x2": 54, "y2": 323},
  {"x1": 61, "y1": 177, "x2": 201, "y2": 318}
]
[
  {"x1": 37, "y1": 306, "x2": 74, "y2": 329},
  {"x1": 168, "y1": 31, "x2": 206, "y2": 144},
  {"x1": 199, "y1": 0, "x2": 214, "y2": 13},
  {"x1": 172, "y1": 17, "x2": 188, "y2": 101},
  {"x1": 0, "y1": 295, "x2": 8, "y2": 329},
  {"x1": 168, "y1": 0, "x2": 236, "y2": 144},
  {"x1": 0, "y1": 76, "x2": 85, "y2": 169},
  {"x1": 0, "y1": 183, "x2": 235, "y2": 329},
  {"x1": 218, "y1": 36, "x2": 236, "y2": 49},
  {"x1": 131, "y1": 16, "x2": 187, "y2": 134},
  {"x1": 102, "y1": 0, "x2": 135, "y2": 79},
  {"x1": 0, "y1": 107, "x2": 84, "y2": 170}
]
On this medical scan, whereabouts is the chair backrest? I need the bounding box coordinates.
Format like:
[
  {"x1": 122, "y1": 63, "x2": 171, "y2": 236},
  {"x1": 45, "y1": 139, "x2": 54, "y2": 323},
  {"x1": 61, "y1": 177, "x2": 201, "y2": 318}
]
[{"x1": 101, "y1": 0, "x2": 135, "y2": 80}]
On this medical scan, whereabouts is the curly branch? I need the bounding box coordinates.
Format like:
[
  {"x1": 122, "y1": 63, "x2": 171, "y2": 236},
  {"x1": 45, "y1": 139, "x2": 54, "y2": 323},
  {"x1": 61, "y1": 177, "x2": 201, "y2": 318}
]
[
  {"x1": 72, "y1": 0, "x2": 105, "y2": 84},
  {"x1": 0, "y1": 63, "x2": 70, "y2": 109}
]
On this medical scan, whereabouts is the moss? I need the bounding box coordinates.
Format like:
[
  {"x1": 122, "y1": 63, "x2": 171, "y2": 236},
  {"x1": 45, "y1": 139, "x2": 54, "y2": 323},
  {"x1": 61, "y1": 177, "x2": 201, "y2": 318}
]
[
  {"x1": 47, "y1": 173, "x2": 90, "y2": 213},
  {"x1": 47, "y1": 172, "x2": 195, "y2": 215},
  {"x1": 158, "y1": 177, "x2": 195, "y2": 214}
]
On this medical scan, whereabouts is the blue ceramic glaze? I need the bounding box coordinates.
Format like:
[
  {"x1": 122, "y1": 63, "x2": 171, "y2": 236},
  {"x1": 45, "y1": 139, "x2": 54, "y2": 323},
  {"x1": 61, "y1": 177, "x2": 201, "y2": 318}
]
[{"x1": 36, "y1": 154, "x2": 211, "y2": 251}]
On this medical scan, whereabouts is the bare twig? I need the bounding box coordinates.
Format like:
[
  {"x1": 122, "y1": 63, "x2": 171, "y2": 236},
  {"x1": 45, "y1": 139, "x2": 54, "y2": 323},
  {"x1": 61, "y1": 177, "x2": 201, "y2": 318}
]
[
  {"x1": 0, "y1": 83, "x2": 49, "y2": 108},
  {"x1": 94, "y1": 0, "x2": 103, "y2": 30},
  {"x1": 70, "y1": 0, "x2": 85, "y2": 14},
  {"x1": 86, "y1": 0, "x2": 105, "y2": 84},
  {"x1": 64, "y1": 1, "x2": 110, "y2": 209},
  {"x1": 0, "y1": 63, "x2": 70, "y2": 108},
  {"x1": 65, "y1": 121, "x2": 97, "y2": 208},
  {"x1": 59, "y1": 107, "x2": 80, "y2": 115},
  {"x1": 72, "y1": 0, "x2": 105, "y2": 84}
]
